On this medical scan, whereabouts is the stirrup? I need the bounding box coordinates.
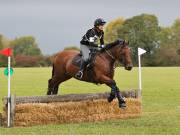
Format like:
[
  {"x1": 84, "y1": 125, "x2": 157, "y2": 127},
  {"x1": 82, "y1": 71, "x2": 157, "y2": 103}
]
[{"x1": 75, "y1": 71, "x2": 83, "y2": 79}]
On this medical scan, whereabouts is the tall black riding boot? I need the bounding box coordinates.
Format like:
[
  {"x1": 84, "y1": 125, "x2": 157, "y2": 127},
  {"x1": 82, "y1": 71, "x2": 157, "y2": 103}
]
[{"x1": 75, "y1": 60, "x2": 87, "y2": 79}]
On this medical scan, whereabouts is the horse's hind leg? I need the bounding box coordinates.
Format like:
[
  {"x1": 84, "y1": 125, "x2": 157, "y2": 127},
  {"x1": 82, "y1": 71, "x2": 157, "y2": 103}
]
[
  {"x1": 52, "y1": 75, "x2": 72, "y2": 95},
  {"x1": 47, "y1": 79, "x2": 52, "y2": 95},
  {"x1": 47, "y1": 75, "x2": 72, "y2": 95},
  {"x1": 47, "y1": 76, "x2": 60, "y2": 95}
]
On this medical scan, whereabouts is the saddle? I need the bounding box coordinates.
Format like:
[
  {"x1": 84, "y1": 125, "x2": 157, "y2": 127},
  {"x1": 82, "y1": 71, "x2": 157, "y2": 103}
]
[
  {"x1": 72, "y1": 49, "x2": 97, "y2": 69},
  {"x1": 72, "y1": 49, "x2": 97, "y2": 82},
  {"x1": 72, "y1": 53, "x2": 82, "y2": 68}
]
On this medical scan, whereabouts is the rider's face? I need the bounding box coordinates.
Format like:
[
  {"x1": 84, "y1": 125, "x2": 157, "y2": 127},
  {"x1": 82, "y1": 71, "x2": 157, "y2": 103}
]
[{"x1": 97, "y1": 25, "x2": 104, "y2": 31}]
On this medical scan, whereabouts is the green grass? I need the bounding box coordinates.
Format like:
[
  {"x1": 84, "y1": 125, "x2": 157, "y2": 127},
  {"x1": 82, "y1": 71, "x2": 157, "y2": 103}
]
[{"x1": 0, "y1": 67, "x2": 180, "y2": 135}]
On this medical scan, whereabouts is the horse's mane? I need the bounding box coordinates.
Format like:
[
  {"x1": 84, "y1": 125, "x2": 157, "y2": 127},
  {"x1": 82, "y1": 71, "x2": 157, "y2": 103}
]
[{"x1": 100, "y1": 40, "x2": 124, "y2": 52}]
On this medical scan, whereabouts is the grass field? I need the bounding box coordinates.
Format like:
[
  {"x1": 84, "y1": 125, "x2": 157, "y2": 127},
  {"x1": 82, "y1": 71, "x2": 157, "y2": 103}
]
[{"x1": 0, "y1": 67, "x2": 180, "y2": 135}]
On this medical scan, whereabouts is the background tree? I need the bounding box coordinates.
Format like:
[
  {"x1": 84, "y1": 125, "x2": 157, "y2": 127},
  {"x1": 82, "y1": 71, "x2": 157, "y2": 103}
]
[
  {"x1": 117, "y1": 14, "x2": 160, "y2": 65},
  {"x1": 0, "y1": 34, "x2": 3, "y2": 50},
  {"x1": 158, "y1": 27, "x2": 173, "y2": 46},
  {"x1": 104, "y1": 18, "x2": 124, "y2": 43},
  {"x1": 14, "y1": 54, "x2": 40, "y2": 67},
  {"x1": 153, "y1": 45, "x2": 180, "y2": 66},
  {"x1": 10, "y1": 36, "x2": 42, "y2": 56},
  {"x1": 171, "y1": 19, "x2": 180, "y2": 54},
  {"x1": 152, "y1": 19, "x2": 180, "y2": 66},
  {"x1": 0, "y1": 34, "x2": 7, "y2": 66},
  {"x1": 172, "y1": 19, "x2": 180, "y2": 44}
]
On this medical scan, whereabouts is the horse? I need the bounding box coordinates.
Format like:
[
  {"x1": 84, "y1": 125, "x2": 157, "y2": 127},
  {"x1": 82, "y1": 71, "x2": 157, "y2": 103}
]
[{"x1": 47, "y1": 40, "x2": 133, "y2": 108}]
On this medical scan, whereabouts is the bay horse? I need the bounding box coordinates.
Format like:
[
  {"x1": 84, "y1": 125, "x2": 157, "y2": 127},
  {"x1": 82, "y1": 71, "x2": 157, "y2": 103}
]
[{"x1": 47, "y1": 40, "x2": 133, "y2": 108}]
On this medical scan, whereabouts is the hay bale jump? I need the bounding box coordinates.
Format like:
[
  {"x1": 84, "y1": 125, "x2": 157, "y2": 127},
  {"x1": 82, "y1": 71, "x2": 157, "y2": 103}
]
[{"x1": 2, "y1": 90, "x2": 141, "y2": 127}]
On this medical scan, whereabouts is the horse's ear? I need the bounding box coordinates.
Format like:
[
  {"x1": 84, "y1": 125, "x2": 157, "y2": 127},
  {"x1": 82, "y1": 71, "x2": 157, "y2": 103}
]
[{"x1": 124, "y1": 40, "x2": 129, "y2": 45}]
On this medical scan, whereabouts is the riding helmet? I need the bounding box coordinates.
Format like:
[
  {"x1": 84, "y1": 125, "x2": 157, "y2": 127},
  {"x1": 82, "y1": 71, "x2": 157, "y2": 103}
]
[{"x1": 94, "y1": 18, "x2": 106, "y2": 26}]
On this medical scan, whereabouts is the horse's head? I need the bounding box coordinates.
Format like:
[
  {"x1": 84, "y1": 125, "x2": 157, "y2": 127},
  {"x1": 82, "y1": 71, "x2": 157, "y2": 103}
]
[
  {"x1": 114, "y1": 40, "x2": 133, "y2": 71},
  {"x1": 101, "y1": 39, "x2": 133, "y2": 70}
]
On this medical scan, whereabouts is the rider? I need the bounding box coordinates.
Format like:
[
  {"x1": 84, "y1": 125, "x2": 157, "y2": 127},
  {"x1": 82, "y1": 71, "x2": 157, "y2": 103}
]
[{"x1": 75, "y1": 18, "x2": 106, "y2": 79}]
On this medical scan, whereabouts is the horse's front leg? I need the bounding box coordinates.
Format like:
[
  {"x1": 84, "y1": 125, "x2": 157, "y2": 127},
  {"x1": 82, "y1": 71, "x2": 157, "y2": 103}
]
[
  {"x1": 100, "y1": 75, "x2": 126, "y2": 109},
  {"x1": 107, "y1": 87, "x2": 116, "y2": 103},
  {"x1": 111, "y1": 83, "x2": 126, "y2": 108}
]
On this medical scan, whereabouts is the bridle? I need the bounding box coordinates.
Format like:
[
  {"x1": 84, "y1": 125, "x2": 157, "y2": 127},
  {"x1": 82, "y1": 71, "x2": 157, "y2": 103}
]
[
  {"x1": 104, "y1": 44, "x2": 128, "y2": 63},
  {"x1": 105, "y1": 49, "x2": 116, "y2": 60}
]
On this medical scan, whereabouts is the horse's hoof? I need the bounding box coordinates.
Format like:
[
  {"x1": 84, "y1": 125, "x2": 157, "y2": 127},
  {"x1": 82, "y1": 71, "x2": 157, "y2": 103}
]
[
  {"x1": 119, "y1": 103, "x2": 126, "y2": 109},
  {"x1": 107, "y1": 97, "x2": 112, "y2": 102},
  {"x1": 75, "y1": 71, "x2": 83, "y2": 79},
  {"x1": 107, "y1": 95, "x2": 115, "y2": 103}
]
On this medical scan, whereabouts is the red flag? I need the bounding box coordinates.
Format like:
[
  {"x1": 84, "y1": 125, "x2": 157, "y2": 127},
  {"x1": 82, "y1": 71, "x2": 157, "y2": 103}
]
[{"x1": 0, "y1": 48, "x2": 12, "y2": 57}]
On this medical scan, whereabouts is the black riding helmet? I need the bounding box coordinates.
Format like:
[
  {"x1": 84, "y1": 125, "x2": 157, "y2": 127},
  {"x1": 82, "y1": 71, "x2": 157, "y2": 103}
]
[{"x1": 94, "y1": 18, "x2": 106, "y2": 27}]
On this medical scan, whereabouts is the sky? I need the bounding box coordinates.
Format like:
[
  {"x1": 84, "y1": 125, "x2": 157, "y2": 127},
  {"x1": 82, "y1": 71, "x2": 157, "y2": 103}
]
[{"x1": 0, "y1": 0, "x2": 180, "y2": 54}]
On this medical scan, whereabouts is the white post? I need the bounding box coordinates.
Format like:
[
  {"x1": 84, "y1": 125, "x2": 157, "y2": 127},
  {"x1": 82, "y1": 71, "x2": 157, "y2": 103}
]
[
  {"x1": 138, "y1": 48, "x2": 146, "y2": 99},
  {"x1": 138, "y1": 54, "x2": 142, "y2": 99},
  {"x1": 7, "y1": 56, "x2": 11, "y2": 127}
]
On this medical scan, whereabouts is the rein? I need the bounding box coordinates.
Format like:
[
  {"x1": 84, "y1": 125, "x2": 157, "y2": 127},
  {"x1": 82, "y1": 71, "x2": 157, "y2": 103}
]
[{"x1": 105, "y1": 49, "x2": 116, "y2": 60}]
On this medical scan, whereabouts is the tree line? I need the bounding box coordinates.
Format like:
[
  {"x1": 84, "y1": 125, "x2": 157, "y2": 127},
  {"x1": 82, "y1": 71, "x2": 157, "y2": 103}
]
[
  {"x1": 104, "y1": 14, "x2": 180, "y2": 66},
  {"x1": 0, "y1": 36, "x2": 52, "y2": 67},
  {"x1": 0, "y1": 13, "x2": 180, "y2": 67}
]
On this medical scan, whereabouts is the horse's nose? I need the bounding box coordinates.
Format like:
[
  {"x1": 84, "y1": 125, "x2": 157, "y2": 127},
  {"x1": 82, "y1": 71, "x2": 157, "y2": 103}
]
[{"x1": 125, "y1": 64, "x2": 133, "y2": 71}]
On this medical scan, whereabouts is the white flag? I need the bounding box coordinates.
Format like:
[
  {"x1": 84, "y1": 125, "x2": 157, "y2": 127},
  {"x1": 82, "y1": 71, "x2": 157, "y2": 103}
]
[{"x1": 138, "y1": 48, "x2": 146, "y2": 56}]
